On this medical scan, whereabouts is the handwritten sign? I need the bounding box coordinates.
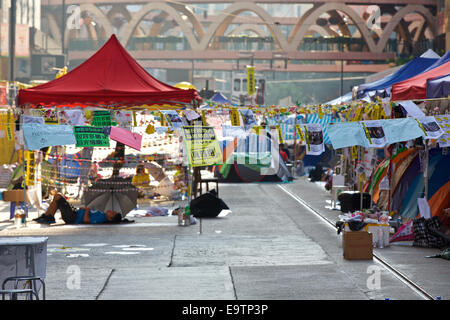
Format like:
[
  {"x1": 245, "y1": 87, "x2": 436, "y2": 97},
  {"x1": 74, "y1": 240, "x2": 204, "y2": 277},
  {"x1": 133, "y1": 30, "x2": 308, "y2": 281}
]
[
  {"x1": 23, "y1": 124, "x2": 76, "y2": 150},
  {"x1": 109, "y1": 126, "x2": 142, "y2": 151},
  {"x1": 74, "y1": 126, "x2": 109, "y2": 147}
]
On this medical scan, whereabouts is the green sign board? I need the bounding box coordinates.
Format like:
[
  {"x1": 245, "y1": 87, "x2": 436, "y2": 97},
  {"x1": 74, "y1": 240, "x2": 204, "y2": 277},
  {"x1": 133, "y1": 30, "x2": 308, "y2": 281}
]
[
  {"x1": 91, "y1": 110, "x2": 112, "y2": 127},
  {"x1": 74, "y1": 126, "x2": 110, "y2": 147}
]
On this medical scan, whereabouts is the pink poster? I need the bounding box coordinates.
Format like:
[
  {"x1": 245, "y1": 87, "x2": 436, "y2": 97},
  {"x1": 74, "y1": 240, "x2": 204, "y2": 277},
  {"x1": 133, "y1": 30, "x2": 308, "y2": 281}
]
[{"x1": 110, "y1": 126, "x2": 142, "y2": 151}]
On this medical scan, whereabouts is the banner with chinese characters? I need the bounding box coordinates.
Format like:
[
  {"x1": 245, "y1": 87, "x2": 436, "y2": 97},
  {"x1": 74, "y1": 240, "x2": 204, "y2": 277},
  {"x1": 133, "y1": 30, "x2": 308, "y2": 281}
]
[
  {"x1": 181, "y1": 126, "x2": 223, "y2": 167},
  {"x1": 91, "y1": 110, "x2": 112, "y2": 127},
  {"x1": 247, "y1": 65, "x2": 255, "y2": 96},
  {"x1": 74, "y1": 126, "x2": 109, "y2": 147}
]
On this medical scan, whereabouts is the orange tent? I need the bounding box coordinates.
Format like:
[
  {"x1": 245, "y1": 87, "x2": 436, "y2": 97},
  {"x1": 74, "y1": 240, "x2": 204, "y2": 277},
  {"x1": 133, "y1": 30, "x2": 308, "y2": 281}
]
[{"x1": 428, "y1": 181, "x2": 450, "y2": 227}]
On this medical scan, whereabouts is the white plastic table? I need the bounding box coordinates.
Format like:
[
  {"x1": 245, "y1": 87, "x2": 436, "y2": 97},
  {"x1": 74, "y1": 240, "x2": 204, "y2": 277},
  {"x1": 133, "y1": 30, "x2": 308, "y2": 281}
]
[{"x1": 0, "y1": 237, "x2": 48, "y2": 295}]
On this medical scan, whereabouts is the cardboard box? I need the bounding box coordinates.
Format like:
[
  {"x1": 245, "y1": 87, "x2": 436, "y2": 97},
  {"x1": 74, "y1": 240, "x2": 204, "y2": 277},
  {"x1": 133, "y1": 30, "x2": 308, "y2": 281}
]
[
  {"x1": 2, "y1": 190, "x2": 29, "y2": 203},
  {"x1": 343, "y1": 231, "x2": 373, "y2": 260}
]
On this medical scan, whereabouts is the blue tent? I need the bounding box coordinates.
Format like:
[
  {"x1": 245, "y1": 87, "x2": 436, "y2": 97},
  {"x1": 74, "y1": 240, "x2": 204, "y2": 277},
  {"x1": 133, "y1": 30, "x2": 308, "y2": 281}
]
[
  {"x1": 426, "y1": 74, "x2": 450, "y2": 98},
  {"x1": 357, "y1": 56, "x2": 439, "y2": 98},
  {"x1": 423, "y1": 50, "x2": 450, "y2": 72},
  {"x1": 211, "y1": 92, "x2": 231, "y2": 104}
]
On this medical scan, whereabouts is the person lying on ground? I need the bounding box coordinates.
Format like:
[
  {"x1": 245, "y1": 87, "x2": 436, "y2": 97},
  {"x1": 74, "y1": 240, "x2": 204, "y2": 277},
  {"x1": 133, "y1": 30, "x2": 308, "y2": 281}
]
[{"x1": 33, "y1": 191, "x2": 122, "y2": 225}]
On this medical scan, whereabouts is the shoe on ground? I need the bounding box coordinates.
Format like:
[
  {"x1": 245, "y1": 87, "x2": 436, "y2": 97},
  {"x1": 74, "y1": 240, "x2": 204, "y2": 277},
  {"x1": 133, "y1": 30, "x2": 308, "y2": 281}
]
[{"x1": 33, "y1": 214, "x2": 56, "y2": 224}]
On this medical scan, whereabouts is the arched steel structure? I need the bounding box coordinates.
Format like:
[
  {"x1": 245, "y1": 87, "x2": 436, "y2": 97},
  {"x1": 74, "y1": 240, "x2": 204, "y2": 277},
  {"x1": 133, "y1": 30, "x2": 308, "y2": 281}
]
[{"x1": 40, "y1": 0, "x2": 439, "y2": 72}]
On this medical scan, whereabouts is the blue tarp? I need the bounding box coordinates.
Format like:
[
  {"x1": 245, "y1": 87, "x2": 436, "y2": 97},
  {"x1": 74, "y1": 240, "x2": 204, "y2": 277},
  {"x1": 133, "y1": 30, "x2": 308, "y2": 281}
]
[
  {"x1": 325, "y1": 118, "x2": 425, "y2": 149},
  {"x1": 357, "y1": 57, "x2": 439, "y2": 98},
  {"x1": 426, "y1": 74, "x2": 450, "y2": 98},
  {"x1": 48, "y1": 154, "x2": 81, "y2": 180},
  {"x1": 423, "y1": 50, "x2": 450, "y2": 72},
  {"x1": 324, "y1": 92, "x2": 352, "y2": 105},
  {"x1": 210, "y1": 92, "x2": 231, "y2": 104}
]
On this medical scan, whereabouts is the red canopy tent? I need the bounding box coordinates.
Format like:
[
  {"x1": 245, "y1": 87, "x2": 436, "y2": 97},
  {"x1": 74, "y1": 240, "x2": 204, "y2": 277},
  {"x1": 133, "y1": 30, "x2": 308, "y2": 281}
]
[
  {"x1": 391, "y1": 61, "x2": 450, "y2": 101},
  {"x1": 17, "y1": 34, "x2": 200, "y2": 109}
]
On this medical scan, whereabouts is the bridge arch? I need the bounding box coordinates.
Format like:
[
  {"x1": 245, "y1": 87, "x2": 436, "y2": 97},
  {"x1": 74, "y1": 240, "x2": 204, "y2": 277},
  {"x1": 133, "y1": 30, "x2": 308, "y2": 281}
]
[
  {"x1": 118, "y1": 2, "x2": 200, "y2": 49},
  {"x1": 198, "y1": 2, "x2": 289, "y2": 51},
  {"x1": 376, "y1": 4, "x2": 437, "y2": 53},
  {"x1": 288, "y1": 3, "x2": 377, "y2": 52},
  {"x1": 64, "y1": 3, "x2": 114, "y2": 49}
]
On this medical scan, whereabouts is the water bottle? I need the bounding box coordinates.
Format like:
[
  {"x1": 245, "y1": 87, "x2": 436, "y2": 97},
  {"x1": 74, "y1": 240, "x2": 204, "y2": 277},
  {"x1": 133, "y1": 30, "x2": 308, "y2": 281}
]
[
  {"x1": 177, "y1": 207, "x2": 185, "y2": 226},
  {"x1": 184, "y1": 206, "x2": 191, "y2": 226},
  {"x1": 377, "y1": 225, "x2": 384, "y2": 248},
  {"x1": 14, "y1": 211, "x2": 23, "y2": 229}
]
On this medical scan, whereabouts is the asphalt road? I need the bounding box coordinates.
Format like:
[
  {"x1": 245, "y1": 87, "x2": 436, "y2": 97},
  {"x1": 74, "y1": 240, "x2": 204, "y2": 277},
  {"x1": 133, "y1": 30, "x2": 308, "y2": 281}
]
[{"x1": 0, "y1": 177, "x2": 448, "y2": 301}]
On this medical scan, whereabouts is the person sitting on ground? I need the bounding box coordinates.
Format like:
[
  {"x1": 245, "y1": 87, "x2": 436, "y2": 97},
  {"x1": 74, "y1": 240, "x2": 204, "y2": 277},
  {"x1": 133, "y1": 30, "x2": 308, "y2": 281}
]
[
  {"x1": 145, "y1": 162, "x2": 181, "y2": 200},
  {"x1": 33, "y1": 189, "x2": 122, "y2": 224},
  {"x1": 132, "y1": 164, "x2": 151, "y2": 198}
]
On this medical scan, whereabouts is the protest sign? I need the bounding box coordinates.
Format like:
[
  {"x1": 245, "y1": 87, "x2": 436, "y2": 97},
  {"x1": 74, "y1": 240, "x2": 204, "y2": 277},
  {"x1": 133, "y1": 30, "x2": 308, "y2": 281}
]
[
  {"x1": 162, "y1": 110, "x2": 185, "y2": 129},
  {"x1": 361, "y1": 120, "x2": 388, "y2": 148},
  {"x1": 23, "y1": 124, "x2": 76, "y2": 150},
  {"x1": 74, "y1": 126, "x2": 109, "y2": 147},
  {"x1": 303, "y1": 123, "x2": 324, "y2": 155},
  {"x1": 415, "y1": 116, "x2": 444, "y2": 139},
  {"x1": 230, "y1": 108, "x2": 241, "y2": 126},
  {"x1": 434, "y1": 115, "x2": 450, "y2": 148},
  {"x1": 109, "y1": 126, "x2": 142, "y2": 151},
  {"x1": 91, "y1": 110, "x2": 112, "y2": 127},
  {"x1": 181, "y1": 126, "x2": 222, "y2": 167}
]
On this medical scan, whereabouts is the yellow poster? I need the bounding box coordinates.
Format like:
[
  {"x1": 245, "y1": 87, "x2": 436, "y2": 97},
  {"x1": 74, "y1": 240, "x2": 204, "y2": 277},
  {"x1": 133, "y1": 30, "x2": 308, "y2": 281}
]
[
  {"x1": 181, "y1": 126, "x2": 223, "y2": 167},
  {"x1": 230, "y1": 108, "x2": 240, "y2": 126},
  {"x1": 0, "y1": 112, "x2": 17, "y2": 164},
  {"x1": 201, "y1": 110, "x2": 207, "y2": 126},
  {"x1": 247, "y1": 66, "x2": 255, "y2": 96},
  {"x1": 295, "y1": 124, "x2": 305, "y2": 142},
  {"x1": 276, "y1": 125, "x2": 283, "y2": 144},
  {"x1": 25, "y1": 150, "x2": 35, "y2": 186}
]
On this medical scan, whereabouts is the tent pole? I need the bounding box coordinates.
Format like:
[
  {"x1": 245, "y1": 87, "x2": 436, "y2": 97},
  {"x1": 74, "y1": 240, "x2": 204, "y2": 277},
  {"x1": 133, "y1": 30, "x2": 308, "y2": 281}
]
[
  {"x1": 424, "y1": 141, "x2": 429, "y2": 200},
  {"x1": 293, "y1": 114, "x2": 297, "y2": 173},
  {"x1": 359, "y1": 146, "x2": 363, "y2": 211}
]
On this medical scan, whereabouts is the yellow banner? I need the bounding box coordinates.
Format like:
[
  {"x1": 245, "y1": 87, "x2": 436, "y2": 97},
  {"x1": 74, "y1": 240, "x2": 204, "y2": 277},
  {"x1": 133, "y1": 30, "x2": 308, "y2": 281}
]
[
  {"x1": 318, "y1": 106, "x2": 324, "y2": 119},
  {"x1": 25, "y1": 150, "x2": 35, "y2": 186},
  {"x1": 353, "y1": 107, "x2": 363, "y2": 122},
  {"x1": 247, "y1": 66, "x2": 255, "y2": 96},
  {"x1": 201, "y1": 110, "x2": 207, "y2": 126},
  {"x1": 230, "y1": 108, "x2": 240, "y2": 126},
  {"x1": 295, "y1": 124, "x2": 305, "y2": 142},
  {"x1": 276, "y1": 125, "x2": 283, "y2": 144}
]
